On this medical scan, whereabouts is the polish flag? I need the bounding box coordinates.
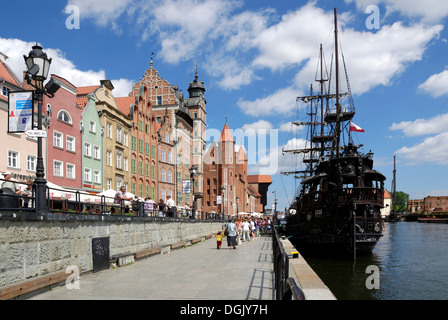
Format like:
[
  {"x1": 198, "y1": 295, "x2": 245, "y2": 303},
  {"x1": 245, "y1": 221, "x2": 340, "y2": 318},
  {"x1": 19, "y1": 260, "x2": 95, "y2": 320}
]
[{"x1": 350, "y1": 121, "x2": 364, "y2": 132}]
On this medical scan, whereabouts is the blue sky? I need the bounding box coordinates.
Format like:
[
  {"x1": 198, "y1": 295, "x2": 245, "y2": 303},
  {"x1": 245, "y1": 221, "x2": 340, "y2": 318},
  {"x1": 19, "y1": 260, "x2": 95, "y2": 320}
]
[{"x1": 2, "y1": 0, "x2": 448, "y2": 212}]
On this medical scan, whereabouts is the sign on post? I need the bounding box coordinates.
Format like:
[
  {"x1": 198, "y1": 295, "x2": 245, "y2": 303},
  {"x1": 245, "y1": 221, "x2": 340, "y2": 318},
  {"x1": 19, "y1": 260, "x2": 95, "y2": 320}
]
[
  {"x1": 25, "y1": 130, "x2": 47, "y2": 138},
  {"x1": 8, "y1": 91, "x2": 34, "y2": 133},
  {"x1": 182, "y1": 179, "x2": 192, "y2": 194}
]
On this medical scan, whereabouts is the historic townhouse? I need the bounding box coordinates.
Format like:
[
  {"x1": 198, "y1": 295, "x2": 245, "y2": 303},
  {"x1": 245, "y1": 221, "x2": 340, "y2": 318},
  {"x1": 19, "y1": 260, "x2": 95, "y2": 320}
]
[
  {"x1": 203, "y1": 123, "x2": 249, "y2": 216},
  {"x1": 78, "y1": 80, "x2": 132, "y2": 192},
  {"x1": 42, "y1": 75, "x2": 82, "y2": 190},
  {"x1": 77, "y1": 94, "x2": 104, "y2": 193},
  {"x1": 130, "y1": 59, "x2": 206, "y2": 214},
  {"x1": 1, "y1": 53, "x2": 46, "y2": 184},
  {"x1": 116, "y1": 95, "x2": 158, "y2": 200}
]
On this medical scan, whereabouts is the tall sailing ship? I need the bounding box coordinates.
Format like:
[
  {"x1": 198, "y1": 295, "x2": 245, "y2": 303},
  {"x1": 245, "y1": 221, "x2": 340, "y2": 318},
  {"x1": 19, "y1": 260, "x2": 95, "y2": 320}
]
[{"x1": 282, "y1": 8, "x2": 385, "y2": 258}]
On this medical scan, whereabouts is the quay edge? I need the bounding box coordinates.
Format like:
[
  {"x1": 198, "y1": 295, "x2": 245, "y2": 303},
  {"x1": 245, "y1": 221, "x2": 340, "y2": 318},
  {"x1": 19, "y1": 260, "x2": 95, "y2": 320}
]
[{"x1": 281, "y1": 237, "x2": 337, "y2": 300}]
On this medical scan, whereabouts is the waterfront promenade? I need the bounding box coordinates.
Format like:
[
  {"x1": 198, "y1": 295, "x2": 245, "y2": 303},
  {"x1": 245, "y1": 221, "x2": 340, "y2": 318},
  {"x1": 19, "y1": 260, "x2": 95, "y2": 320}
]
[{"x1": 28, "y1": 235, "x2": 275, "y2": 300}]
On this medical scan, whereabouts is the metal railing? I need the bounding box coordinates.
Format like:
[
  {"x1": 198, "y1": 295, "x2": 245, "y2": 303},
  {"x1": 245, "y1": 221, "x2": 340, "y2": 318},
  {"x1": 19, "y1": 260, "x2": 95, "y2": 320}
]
[
  {"x1": 272, "y1": 226, "x2": 305, "y2": 300},
  {"x1": 0, "y1": 179, "x2": 225, "y2": 221}
]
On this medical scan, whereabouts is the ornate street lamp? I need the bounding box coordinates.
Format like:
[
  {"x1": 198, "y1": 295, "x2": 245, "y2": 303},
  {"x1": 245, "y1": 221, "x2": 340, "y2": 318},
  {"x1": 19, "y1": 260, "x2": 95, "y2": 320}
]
[
  {"x1": 23, "y1": 44, "x2": 60, "y2": 213},
  {"x1": 189, "y1": 165, "x2": 197, "y2": 219},
  {"x1": 221, "y1": 185, "x2": 225, "y2": 217},
  {"x1": 236, "y1": 196, "x2": 239, "y2": 219}
]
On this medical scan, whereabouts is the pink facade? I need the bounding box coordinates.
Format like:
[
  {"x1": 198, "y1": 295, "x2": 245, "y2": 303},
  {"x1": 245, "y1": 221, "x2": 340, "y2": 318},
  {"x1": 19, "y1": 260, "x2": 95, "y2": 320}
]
[{"x1": 43, "y1": 75, "x2": 82, "y2": 189}]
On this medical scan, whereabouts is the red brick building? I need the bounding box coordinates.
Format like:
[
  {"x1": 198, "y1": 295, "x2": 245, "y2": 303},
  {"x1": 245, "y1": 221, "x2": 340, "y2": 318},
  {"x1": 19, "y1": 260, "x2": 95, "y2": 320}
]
[{"x1": 203, "y1": 123, "x2": 271, "y2": 217}]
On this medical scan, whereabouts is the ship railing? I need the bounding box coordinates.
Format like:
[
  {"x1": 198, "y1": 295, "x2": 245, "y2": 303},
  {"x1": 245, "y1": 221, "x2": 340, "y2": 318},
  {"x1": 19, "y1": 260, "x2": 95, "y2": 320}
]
[
  {"x1": 272, "y1": 227, "x2": 305, "y2": 300},
  {"x1": 301, "y1": 187, "x2": 384, "y2": 209}
]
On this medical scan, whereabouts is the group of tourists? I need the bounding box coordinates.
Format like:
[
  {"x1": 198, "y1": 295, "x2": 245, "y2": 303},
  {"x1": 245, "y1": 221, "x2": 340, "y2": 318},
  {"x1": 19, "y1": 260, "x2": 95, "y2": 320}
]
[
  {"x1": 113, "y1": 185, "x2": 192, "y2": 217},
  {"x1": 1, "y1": 172, "x2": 34, "y2": 208},
  {"x1": 219, "y1": 217, "x2": 272, "y2": 249}
]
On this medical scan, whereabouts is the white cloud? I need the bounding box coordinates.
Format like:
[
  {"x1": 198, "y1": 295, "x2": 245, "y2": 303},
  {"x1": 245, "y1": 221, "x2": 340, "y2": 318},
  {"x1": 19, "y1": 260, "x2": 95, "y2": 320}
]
[
  {"x1": 241, "y1": 120, "x2": 273, "y2": 132},
  {"x1": 0, "y1": 37, "x2": 134, "y2": 97},
  {"x1": 279, "y1": 122, "x2": 302, "y2": 134},
  {"x1": 390, "y1": 113, "x2": 448, "y2": 137},
  {"x1": 418, "y1": 69, "x2": 448, "y2": 97},
  {"x1": 395, "y1": 132, "x2": 448, "y2": 165},
  {"x1": 237, "y1": 86, "x2": 299, "y2": 116}
]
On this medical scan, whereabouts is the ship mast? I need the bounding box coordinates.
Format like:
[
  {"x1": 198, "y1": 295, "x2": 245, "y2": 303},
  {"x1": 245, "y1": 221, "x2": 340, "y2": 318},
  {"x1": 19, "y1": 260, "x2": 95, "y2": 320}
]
[{"x1": 333, "y1": 7, "x2": 342, "y2": 158}]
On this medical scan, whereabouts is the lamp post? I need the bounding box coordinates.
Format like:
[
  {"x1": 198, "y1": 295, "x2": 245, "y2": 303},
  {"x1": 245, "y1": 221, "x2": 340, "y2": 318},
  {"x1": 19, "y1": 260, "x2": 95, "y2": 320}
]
[
  {"x1": 23, "y1": 45, "x2": 60, "y2": 213},
  {"x1": 189, "y1": 165, "x2": 197, "y2": 219},
  {"x1": 272, "y1": 191, "x2": 277, "y2": 216},
  {"x1": 221, "y1": 185, "x2": 225, "y2": 218},
  {"x1": 236, "y1": 196, "x2": 239, "y2": 219}
]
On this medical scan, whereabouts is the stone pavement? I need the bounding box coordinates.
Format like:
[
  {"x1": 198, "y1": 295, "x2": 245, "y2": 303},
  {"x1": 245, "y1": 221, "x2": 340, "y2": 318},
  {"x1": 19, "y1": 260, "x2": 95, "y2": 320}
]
[{"x1": 29, "y1": 235, "x2": 275, "y2": 300}]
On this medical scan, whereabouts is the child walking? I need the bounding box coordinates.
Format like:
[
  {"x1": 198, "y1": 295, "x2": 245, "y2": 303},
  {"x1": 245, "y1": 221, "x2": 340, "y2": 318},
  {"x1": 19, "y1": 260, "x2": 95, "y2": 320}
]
[{"x1": 216, "y1": 232, "x2": 223, "y2": 249}]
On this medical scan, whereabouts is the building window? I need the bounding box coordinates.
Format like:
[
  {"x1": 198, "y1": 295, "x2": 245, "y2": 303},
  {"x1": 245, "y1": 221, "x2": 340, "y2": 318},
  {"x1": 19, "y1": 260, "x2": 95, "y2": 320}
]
[
  {"x1": 116, "y1": 150, "x2": 123, "y2": 169},
  {"x1": 106, "y1": 122, "x2": 112, "y2": 138},
  {"x1": 106, "y1": 150, "x2": 112, "y2": 166},
  {"x1": 131, "y1": 159, "x2": 136, "y2": 173},
  {"x1": 116, "y1": 125, "x2": 123, "y2": 143},
  {"x1": 123, "y1": 132, "x2": 128, "y2": 146},
  {"x1": 66, "y1": 163, "x2": 75, "y2": 179},
  {"x1": 84, "y1": 168, "x2": 92, "y2": 182},
  {"x1": 138, "y1": 140, "x2": 144, "y2": 153},
  {"x1": 57, "y1": 110, "x2": 72, "y2": 124},
  {"x1": 132, "y1": 136, "x2": 137, "y2": 150},
  {"x1": 93, "y1": 170, "x2": 101, "y2": 184},
  {"x1": 167, "y1": 171, "x2": 172, "y2": 183},
  {"x1": 8, "y1": 150, "x2": 19, "y2": 169},
  {"x1": 84, "y1": 142, "x2": 92, "y2": 157},
  {"x1": 54, "y1": 160, "x2": 63, "y2": 177},
  {"x1": 66, "y1": 135, "x2": 75, "y2": 152},
  {"x1": 27, "y1": 155, "x2": 36, "y2": 171},
  {"x1": 89, "y1": 120, "x2": 96, "y2": 133},
  {"x1": 53, "y1": 131, "x2": 63, "y2": 149},
  {"x1": 164, "y1": 134, "x2": 169, "y2": 143},
  {"x1": 93, "y1": 145, "x2": 101, "y2": 160},
  {"x1": 138, "y1": 161, "x2": 143, "y2": 175},
  {"x1": 106, "y1": 179, "x2": 112, "y2": 190},
  {"x1": 161, "y1": 150, "x2": 166, "y2": 162},
  {"x1": 157, "y1": 96, "x2": 162, "y2": 105},
  {"x1": 124, "y1": 157, "x2": 128, "y2": 171},
  {"x1": 167, "y1": 152, "x2": 172, "y2": 164},
  {"x1": 161, "y1": 169, "x2": 166, "y2": 182},
  {"x1": 161, "y1": 189, "x2": 166, "y2": 201}
]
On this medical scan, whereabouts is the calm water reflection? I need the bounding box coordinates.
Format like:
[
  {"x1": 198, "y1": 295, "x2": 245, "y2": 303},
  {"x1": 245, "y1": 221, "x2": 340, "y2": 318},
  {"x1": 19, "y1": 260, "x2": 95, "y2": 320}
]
[{"x1": 305, "y1": 222, "x2": 448, "y2": 300}]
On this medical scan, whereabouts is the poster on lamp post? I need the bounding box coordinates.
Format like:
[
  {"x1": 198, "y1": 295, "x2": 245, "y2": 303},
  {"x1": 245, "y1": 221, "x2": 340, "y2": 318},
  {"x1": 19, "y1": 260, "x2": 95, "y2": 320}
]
[
  {"x1": 8, "y1": 91, "x2": 34, "y2": 133},
  {"x1": 182, "y1": 179, "x2": 192, "y2": 194}
]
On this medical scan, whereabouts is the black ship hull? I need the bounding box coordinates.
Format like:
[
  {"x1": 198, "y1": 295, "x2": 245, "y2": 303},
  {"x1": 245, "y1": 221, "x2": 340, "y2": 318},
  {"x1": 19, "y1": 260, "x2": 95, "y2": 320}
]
[{"x1": 288, "y1": 232, "x2": 382, "y2": 257}]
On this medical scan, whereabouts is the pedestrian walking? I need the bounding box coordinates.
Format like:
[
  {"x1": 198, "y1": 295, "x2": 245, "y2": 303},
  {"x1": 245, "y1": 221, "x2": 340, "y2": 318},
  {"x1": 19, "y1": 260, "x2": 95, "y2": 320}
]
[
  {"x1": 236, "y1": 218, "x2": 242, "y2": 243},
  {"x1": 225, "y1": 219, "x2": 238, "y2": 250},
  {"x1": 241, "y1": 219, "x2": 251, "y2": 242},
  {"x1": 216, "y1": 232, "x2": 223, "y2": 249}
]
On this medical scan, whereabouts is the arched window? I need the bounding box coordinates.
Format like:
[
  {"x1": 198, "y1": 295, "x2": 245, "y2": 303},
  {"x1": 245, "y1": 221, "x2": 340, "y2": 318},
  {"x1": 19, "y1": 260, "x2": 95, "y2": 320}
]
[{"x1": 57, "y1": 110, "x2": 72, "y2": 124}]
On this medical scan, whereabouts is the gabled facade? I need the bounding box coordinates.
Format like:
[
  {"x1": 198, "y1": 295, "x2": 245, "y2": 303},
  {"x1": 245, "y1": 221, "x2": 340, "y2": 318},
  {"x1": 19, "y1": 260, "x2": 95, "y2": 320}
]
[
  {"x1": 78, "y1": 94, "x2": 104, "y2": 193},
  {"x1": 129, "y1": 59, "x2": 206, "y2": 214},
  {"x1": 43, "y1": 75, "x2": 82, "y2": 189},
  {"x1": 116, "y1": 95, "x2": 158, "y2": 200},
  {"x1": 203, "y1": 123, "x2": 258, "y2": 217},
  {"x1": 78, "y1": 80, "x2": 132, "y2": 191}
]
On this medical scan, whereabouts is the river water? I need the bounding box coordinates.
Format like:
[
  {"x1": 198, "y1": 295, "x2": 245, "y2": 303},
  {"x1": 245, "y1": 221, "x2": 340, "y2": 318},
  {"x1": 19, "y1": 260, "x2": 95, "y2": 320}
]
[{"x1": 304, "y1": 222, "x2": 448, "y2": 300}]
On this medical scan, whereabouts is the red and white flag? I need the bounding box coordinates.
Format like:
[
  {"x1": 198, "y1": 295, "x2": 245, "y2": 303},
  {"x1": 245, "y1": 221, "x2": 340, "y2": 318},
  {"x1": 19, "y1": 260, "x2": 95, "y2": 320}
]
[{"x1": 350, "y1": 121, "x2": 364, "y2": 132}]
